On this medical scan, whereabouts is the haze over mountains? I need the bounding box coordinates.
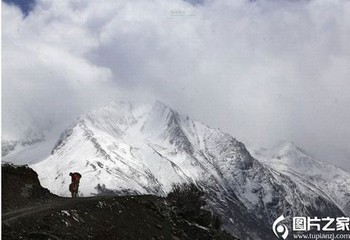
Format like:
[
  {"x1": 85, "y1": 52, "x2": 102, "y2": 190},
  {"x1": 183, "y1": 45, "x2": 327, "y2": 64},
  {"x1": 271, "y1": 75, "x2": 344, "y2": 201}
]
[
  {"x1": 2, "y1": 101, "x2": 349, "y2": 239},
  {"x1": 3, "y1": 0, "x2": 350, "y2": 173}
]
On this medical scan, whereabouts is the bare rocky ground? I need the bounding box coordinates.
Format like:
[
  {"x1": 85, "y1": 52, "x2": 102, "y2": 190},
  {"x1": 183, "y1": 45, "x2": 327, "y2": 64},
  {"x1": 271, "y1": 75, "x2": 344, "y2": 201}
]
[{"x1": 2, "y1": 163, "x2": 238, "y2": 240}]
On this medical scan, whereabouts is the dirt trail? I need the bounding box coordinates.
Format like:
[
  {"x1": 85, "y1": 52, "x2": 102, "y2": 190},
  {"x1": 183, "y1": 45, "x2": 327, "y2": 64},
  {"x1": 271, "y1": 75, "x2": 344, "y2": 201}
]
[{"x1": 2, "y1": 196, "x2": 111, "y2": 225}]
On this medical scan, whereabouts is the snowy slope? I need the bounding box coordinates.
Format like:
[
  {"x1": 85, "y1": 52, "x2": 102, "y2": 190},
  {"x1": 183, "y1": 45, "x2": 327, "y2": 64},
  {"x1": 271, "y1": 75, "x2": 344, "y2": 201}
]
[
  {"x1": 30, "y1": 101, "x2": 346, "y2": 239},
  {"x1": 251, "y1": 141, "x2": 350, "y2": 216}
]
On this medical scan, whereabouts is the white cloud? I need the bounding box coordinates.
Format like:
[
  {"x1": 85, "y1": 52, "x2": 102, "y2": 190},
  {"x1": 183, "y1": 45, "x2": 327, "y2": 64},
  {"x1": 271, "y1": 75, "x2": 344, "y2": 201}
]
[{"x1": 2, "y1": 0, "x2": 350, "y2": 168}]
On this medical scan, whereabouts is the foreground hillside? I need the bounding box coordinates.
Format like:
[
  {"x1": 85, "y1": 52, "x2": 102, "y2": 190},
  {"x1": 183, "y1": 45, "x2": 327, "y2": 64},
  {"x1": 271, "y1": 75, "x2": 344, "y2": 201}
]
[
  {"x1": 2, "y1": 163, "x2": 59, "y2": 212},
  {"x1": 2, "y1": 164, "x2": 236, "y2": 240}
]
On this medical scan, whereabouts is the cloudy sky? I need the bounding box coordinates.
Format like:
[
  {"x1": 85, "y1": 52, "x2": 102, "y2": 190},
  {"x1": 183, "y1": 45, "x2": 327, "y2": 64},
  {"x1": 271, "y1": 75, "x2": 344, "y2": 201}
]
[{"x1": 2, "y1": 0, "x2": 350, "y2": 169}]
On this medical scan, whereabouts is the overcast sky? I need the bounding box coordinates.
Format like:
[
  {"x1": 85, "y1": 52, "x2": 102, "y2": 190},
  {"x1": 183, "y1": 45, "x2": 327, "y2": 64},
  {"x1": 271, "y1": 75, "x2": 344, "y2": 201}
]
[{"x1": 2, "y1": 0, "x2": 350, "y2": 169}]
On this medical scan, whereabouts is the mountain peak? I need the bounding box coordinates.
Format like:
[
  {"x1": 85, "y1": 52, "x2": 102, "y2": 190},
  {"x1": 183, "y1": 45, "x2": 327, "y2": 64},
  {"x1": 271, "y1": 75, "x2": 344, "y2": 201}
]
[
  {"x1": 152, "y1": 100, "x2": 174, "y2": 114},
  {"x1": 273, "y1": 140, "x2": 311, "y2": 158},
  {"x1": 143, "y1": 101, "x2": 178, "y2": 130}
]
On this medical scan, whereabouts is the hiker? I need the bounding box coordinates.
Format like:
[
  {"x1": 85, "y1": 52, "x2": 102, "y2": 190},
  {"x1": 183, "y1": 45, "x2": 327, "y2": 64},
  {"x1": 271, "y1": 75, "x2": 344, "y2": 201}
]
[{"x1": 69, "y1": 172, "x2": 82, "y2": 198}]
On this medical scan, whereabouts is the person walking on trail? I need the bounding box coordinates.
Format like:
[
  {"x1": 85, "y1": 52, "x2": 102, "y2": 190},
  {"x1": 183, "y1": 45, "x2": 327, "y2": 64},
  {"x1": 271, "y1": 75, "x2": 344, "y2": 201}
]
[{"x1": 69, "y1": 172, "x2": 82, "y2": 198}]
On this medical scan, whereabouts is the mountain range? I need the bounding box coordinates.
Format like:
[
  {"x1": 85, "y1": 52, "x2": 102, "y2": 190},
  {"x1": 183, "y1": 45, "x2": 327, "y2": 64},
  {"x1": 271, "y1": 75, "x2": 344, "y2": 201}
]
[{"x1": 2, "y1": 101, "x2": 350, "y2": 239}]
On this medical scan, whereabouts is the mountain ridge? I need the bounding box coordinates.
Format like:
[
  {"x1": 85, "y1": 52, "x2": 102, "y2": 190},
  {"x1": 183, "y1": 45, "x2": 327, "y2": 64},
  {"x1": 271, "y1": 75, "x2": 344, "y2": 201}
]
[
  {"x1": 251, "y1": 141, "x2": 350, "y2": 216},
  {"x1": 25, "y1": 101, "x2": 348, "y2": 239}
]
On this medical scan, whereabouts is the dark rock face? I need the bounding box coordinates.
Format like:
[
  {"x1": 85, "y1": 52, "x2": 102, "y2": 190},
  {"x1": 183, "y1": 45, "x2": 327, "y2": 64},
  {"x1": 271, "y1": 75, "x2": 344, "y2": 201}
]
[
  {"x1": 2, "y1": 164, "x2": 238, "y2": 240},
  {"x1": 2, "y1": 163, "x2": 58, "y2": 212}
]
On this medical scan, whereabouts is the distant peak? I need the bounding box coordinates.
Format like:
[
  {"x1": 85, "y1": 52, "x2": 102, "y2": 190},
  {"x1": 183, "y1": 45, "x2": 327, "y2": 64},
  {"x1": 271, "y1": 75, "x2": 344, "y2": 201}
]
[
  {"x1": 273, "y1": 140, "x2": 312, "y2": 157},
  {"x1": 277, "y1": 140, "x2": 297, "y2": 149}
]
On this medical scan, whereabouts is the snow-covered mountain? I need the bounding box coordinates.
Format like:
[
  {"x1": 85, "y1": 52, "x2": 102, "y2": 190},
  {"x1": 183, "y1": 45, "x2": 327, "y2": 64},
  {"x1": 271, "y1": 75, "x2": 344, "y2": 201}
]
[
  {"x1": 251, "y1": 141, "x2": 350, "y2": 216},
  {"x1": 28, "y1": 101, "x2": 347, "y2": 239}
]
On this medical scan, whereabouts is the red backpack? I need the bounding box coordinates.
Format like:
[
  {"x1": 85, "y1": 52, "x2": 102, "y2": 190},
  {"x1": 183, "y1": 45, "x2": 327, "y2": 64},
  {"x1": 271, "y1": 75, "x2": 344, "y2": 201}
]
[{"x1": 72, "y1": 173, "x2": 81, "y2": 182}]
